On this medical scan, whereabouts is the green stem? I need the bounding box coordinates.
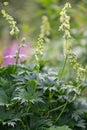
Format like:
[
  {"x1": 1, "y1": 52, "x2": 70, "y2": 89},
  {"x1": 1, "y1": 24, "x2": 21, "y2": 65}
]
[
  {"x1": 59, "y1": 38, "x2": 69, "y2": 79},
  {"x1": 16, "y1": 45, "x2": 21, "y2": 64},
  {"x1": 56, "y1": 101, "x2": 67, "y2": 122},
  {"x1": 48, "y1": 104, "x2": 65, "y2": 113},
  {"x1": 59, "y1": 55, "x2": 67, "y2": 79},
  {"x1": 21, "y1": 120, "x2": 26, "y2": 130},
  {"x1": 14, "y1": 35, "x2": 20, "y2": 65}
]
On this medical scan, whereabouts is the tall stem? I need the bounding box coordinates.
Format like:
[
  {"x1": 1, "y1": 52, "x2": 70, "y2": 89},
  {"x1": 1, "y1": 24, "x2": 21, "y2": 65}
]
[
  {"x1": 59, "y1": 38, "x2": 68, "y2": 79},
  {"x1": 16, "y1": 45, "x2": 21, "y2": 64},
  {"x1": 59, "y1": 55, "x2": 67, "y2": 79}
]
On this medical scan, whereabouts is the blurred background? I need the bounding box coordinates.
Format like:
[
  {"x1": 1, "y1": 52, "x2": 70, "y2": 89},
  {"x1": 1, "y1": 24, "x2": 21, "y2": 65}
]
[{"x1": 0, "y1": 0, "x2": 87, "y2": 72}]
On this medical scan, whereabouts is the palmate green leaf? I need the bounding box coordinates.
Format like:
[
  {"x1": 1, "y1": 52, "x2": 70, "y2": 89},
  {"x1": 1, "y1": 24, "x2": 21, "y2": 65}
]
[
  {"x1": 59, "y1": 85, "x2": 79, "y2": 102},
  {"x1": 38, "y1": 73, "x2": 58, "y2": 93},
  {"x1": 72, "y1": 98, "x2": 87, "y2": 121},
  {"x1": 30, "y1": 116, "x2": 52, "y2": 130},
  {"x1": 13, "y1": 70, "x2": 38, "y2": 88},
  {"x1": 0, "y1": 65, "x2": 17, "y2": 80},
  {"x1": 13, "y1": 85, "x2": 43, "y2": 104},
  {"x1": 71, "y1": 98, "x2": 87, "y2": 128},
  {"x1": 0, "y1": 78, "x2": 15, "y2": 106},
  {"x1": 0, "y1": 88, "x2": 9, "y2": 106},
  {"x1": 0, "y1": 105, "x2": 30, "y2": 130},
  {"x1": 0, "y1": 106, "x2": 21, "y2": 127},
  {"x1": 0, "y1": 67, "x2": 17, "y2": 108},
  {"x1": 47, "y1": 125, "x2": 72, "y2": 130},
  {"x1": 75, "y1": 119, "x2": 86, "y2": 129}
]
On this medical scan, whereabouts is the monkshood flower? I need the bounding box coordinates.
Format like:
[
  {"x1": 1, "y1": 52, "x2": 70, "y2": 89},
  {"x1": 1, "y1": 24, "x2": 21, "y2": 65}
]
[
  {"x1": 59, "y1": 2, "x2": 71, "y2": 39},
  {"x1": 40, "y1": 16, "x2": 50, "y2": 43},
  {"x1": 1, "y1": 9, "x2": 19, "y2": 37},
  {"x1": 35, "y1": 16, "x2": 50, "y2": 71},
  {"x1": 59, "y1": 3, "x2": 87, "y2": 81},
  {"x1": 4, "y1": 40, "x2": 30, "y2": 66},
  {"x1": 59, "y1": 2, "x2": 71, "y2": 55}
]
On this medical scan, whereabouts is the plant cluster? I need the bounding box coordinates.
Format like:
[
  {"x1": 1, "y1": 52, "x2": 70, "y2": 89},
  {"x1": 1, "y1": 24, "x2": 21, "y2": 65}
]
[
  {"x1": 0, "y1": 64, "x2": 87, "y2": 130},
  {"x1": 0, "y1": 1, "x2": 87, "y2": 130}
]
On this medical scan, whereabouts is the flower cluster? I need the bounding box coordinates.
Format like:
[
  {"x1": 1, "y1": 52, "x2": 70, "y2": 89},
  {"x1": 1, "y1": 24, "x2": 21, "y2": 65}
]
[
  {"x1": 59, "y1": 2, "x2": 86, "y2": 81},
  {"x1": 35, "y1": 16, "x2": 50, "y2": 71},
  {"x1": 59, "y1": 3, "x2": 71, "y2": 56},
  {"x1": 59, "y1": 2, "x2": 71, "y2": 39},
  {"x1": 69, "y1": 53, "x2": 86, "y2": 81},
  {"x1": 40, "y1": 16, "x2": 50, "y2": 43},
  {"x1": 1, "y1": 9, "x2": 19, "y2": 37},
  {"x1": 36, "y1": 37, "x2": 44, "y2": 56},
  {"x1": 35, "y1": 36, "x2": 44, "y2": 70}
]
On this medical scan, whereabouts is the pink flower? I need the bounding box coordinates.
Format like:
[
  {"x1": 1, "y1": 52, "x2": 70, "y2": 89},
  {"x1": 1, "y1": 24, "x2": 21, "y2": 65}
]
[{"x1": 4, "y1": 40, "x2": 30, "y2": 66}]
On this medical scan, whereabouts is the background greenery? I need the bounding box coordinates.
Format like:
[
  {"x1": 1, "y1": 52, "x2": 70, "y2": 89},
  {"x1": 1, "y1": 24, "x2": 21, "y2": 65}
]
[{"x1": 0, "y1": 0, "x2": 87, "y2": 66}]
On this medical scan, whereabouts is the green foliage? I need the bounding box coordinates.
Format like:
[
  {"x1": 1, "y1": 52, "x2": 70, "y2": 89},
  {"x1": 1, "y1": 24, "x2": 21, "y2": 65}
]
[
  {"x1": 0, "y1": 64, "x2": 87, "y2": 129},
  {"x1": 0, "y1": 1, "x2": 87, "y2": 130}
]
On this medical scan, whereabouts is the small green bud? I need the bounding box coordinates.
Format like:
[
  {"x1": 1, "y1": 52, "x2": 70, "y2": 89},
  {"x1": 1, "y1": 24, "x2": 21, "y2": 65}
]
[
  {"x1": 1, "y1": 9, "x2": 6, "y2": 16},
  {"x1": 3, "y1": 2, "x2": 8, "y2": 6},
  {"x1": 21, "y1": 37, "x2": 26, "y2": 43},
  {"x1": 10, "y1": 29, "x2": 14, "y2": 35}
]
